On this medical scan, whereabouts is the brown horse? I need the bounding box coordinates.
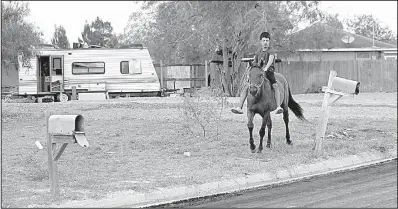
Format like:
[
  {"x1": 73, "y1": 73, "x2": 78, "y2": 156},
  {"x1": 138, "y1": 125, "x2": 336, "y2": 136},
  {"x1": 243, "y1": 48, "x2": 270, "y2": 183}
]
[{"x1": 247, "y1": 63, "x2": 308, "y2": 153}]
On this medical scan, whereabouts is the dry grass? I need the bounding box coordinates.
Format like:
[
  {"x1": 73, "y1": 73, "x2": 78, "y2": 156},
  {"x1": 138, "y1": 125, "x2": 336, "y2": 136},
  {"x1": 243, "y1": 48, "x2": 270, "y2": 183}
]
[{"x1": 1, "y1": 92, "x2": 396, "y2": 208}]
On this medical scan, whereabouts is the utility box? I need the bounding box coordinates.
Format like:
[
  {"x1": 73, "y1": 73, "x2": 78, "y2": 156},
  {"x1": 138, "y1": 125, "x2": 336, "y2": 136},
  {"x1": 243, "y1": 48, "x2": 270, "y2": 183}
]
[
  {"x1": 331, "y1": 77, "x2": 360, "y2": 95},
  {"x1": 48, "y1": 114, "x2": 88, "y2": 147}
]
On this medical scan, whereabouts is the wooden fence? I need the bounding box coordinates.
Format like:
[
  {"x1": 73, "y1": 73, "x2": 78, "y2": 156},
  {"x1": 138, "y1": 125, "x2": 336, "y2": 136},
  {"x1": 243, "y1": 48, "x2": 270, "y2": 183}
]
[
  {"x1": 154, "y1": 61, "x2": 208, "y2": 93},
  {"x1": 275, "y1": 60, "x2": 397, "y2": 94},
  {"x1": 155, "y1": 59, "x2": 396, "y2": 95}
]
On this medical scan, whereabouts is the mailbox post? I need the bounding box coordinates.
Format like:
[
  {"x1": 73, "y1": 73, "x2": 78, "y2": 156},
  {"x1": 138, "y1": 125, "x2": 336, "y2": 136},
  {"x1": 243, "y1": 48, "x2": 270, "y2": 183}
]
[
  {"x1": 46, "y1": 114, "x2": 89, "y2": 200},
  {"x1": 314, "y1": 70, "x2": 360, "y2": 158}
]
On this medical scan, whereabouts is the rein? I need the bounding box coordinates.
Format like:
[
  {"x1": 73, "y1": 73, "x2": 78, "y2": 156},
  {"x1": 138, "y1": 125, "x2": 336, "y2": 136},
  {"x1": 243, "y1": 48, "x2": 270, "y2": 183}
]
[
  {"x1": 249, "y1": 78, "x2": 264, "y2": 92},
  {"x1": 248, "y1": 66, "x2": 265, "y2": 97}
]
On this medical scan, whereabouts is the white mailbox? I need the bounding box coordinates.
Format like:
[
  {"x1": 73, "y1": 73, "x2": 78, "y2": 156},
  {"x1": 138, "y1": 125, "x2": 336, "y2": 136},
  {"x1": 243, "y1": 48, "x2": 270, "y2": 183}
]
[
  {"x1": 48, "y1": 114, "x2": 88, "y2": 147},
  {"x1": 331, "y1": 77, "x2": 360, "y2": 95}
]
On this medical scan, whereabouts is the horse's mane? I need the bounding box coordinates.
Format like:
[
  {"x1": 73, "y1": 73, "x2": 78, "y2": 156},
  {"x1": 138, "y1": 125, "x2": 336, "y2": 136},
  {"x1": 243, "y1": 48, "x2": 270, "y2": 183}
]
[{"x1": 249, "y1": 64, "x2": 270, "y2": 85}]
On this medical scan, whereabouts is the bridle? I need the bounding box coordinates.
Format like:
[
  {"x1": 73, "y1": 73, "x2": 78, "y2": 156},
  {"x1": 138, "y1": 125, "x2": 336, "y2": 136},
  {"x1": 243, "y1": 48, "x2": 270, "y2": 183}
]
[{"x1": 248, "y1": 66, "x2": 265, "y2": 97}]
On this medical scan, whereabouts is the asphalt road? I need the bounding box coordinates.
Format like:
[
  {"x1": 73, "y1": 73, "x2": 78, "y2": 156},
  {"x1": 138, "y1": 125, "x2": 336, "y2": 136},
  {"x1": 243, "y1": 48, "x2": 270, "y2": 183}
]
[{"x1": 151, "y1": 160, "x2": 397, "y2": 208}]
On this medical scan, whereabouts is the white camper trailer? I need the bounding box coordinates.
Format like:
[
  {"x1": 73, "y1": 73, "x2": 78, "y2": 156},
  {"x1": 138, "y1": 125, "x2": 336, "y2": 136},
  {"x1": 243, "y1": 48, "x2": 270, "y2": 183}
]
[{"x1": 18, "y1": 45, "x2": 161, "y2": 101}]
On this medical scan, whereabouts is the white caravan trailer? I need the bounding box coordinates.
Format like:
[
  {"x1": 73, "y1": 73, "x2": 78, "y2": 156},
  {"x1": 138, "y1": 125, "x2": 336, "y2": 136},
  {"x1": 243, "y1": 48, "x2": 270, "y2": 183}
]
[{"x1": 18, "y1": 45, "x2": 161, "y2": 101}]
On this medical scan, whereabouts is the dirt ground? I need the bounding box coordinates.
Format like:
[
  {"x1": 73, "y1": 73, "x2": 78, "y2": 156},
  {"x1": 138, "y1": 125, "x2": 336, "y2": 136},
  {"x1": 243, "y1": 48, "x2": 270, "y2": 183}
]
[{"x1": 1, "y1": 92, "x2": 397, "y2": 208}]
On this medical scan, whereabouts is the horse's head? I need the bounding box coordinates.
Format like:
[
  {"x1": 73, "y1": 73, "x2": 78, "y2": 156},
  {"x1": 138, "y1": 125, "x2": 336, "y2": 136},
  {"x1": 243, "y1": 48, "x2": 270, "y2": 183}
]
[{"x1": 248, "y1": 64, "x2": 265, "y2": 98}]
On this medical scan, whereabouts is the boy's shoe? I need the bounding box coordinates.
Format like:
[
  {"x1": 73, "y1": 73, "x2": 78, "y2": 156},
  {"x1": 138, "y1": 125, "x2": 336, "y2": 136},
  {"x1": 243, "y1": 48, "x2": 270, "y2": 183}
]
[
  {"x1": 273, "y1": 107, "x2": 283, "y2": 115},
  {"x1": 231, "y1": 107, "x2": 243, "y2": 114}
]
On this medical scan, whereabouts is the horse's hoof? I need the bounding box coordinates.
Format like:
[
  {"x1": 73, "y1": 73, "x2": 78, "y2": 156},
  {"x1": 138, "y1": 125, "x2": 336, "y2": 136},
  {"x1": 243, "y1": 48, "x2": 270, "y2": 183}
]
[
  {"x1": 251, "y1": 148, "x2": 256, "y2": 153},
  {"x1": 257, "y1": 149, "x2": 262, "y2": 153},
  {"x1": 266, "y1": 144, "x2": 271, "y2": 148},
  {"x1": 250, "y1": 144, "x2": 256, "y2": 151},
  {"x1": 287, "y1": 141, "x2": 293, "y2": 146}
]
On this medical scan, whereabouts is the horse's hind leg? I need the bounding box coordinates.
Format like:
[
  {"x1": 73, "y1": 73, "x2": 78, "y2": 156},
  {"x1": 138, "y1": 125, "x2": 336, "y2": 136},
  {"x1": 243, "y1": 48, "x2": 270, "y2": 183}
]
[
  {"x1": 258, "y1": 115, "x2": 266, "y2": 153},
  {"x1": 247, "y1": 111, "x2": 256, "y2": 153},
  {"x1": 266, "y1": 113, "x2": 272, "y2": 148},
  {"x1": 283, "y1": 109, "x2": 292, "y2": 145}
]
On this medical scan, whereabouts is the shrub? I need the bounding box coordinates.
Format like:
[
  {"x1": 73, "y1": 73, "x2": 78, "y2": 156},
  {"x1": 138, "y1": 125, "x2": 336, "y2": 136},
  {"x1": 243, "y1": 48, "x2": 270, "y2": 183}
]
[{"x1": 180, "y1": 87, "x2": 229, "y2": 140}]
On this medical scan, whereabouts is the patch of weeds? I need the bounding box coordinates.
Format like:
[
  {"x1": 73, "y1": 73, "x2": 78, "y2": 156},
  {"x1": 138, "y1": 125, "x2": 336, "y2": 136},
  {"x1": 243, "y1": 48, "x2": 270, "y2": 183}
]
[
  {"x1": 371, "y1": 145, "x2": 387, "y2": 153},
  {"x1": 24, "y1": 152, "x2": 48, "y2": 182},
  {"x1": 305, "y1": 83, "x2": 322, "y2": 94},
  {"x1": 368, "y1": 138, "x2": 394, "y2": 153},
  {"x1": 179, "y1": 87, "x2": 228, "y2": 140}
]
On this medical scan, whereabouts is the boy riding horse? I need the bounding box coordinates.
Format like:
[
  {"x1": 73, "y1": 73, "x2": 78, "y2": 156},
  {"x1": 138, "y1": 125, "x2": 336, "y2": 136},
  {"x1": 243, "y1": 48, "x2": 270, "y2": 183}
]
[{"x1": 231, "y1": 31, "x2": 283, "y2": 115}]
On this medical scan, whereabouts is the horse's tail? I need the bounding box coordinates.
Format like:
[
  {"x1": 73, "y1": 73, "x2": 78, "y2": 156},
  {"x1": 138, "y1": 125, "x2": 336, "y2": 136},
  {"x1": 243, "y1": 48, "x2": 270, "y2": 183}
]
[{"x1": 287, "y1": 86, "x2": 309, "y2": 122}]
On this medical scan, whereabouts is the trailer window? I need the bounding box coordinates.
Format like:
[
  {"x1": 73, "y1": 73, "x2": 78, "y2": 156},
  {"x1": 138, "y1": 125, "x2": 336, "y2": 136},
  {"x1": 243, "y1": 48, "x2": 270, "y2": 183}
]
[
  {"x1": 130, "y1": 59, "x2": 142, "y2": 74},
  {"x1": 120, "y1": 61, "x2": 129, "y2": 74},
  {"x1": 52, "y1": 58, "x2": 62, "y2": 75},
  {"x1": 53, "y1": 58, "x2": 61, "y2": 69},
  {"x1": 72, "y1": 62, "x2": 105, "y2": 74},
  {"x1": 120, "y1": 60, "x2": 142, "y2": 74}
]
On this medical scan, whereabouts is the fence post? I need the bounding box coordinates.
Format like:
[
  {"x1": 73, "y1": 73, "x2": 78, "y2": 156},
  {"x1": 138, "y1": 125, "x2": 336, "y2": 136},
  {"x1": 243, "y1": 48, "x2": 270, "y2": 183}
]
[
  {"x1": 193, "y1": 66, "x2": 197, "y2": 94},
  {"x1": 380, "y1": 60, "x2": 383, "y2": 92},
  {"x1": 356, "y1": 60, "x2": 361, "y2": 87},
  {"x1": 205, "y1": 60, "x2": 208, "y2": 87},
  {"x1": 160, "y1": 60, "x2": 164, "y2": 93}
]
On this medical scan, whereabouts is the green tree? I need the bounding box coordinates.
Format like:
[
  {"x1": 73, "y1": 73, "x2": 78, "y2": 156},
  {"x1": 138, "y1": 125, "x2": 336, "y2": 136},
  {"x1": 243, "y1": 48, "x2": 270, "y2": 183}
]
[
  {"x1": 105, "y1": 33, "x2": 120, "y2": 48},
  {"x1": 321, "y1": 13, "x2": 344, "y2": 29},
  {"x1": 345, "y1": 14, "x2": 397, "y2": 45},
  {"x1": 1, "y1": 1, "x2": 43, "y2": 69},
  {"x1": 124, "y1": 1, "x2": 323, "y2": 96},
  {"x1": 80, "y1": 16, "x2": 115, "y2": 47},
  {"x1": 51, "y1": 25, "x2": 70, "y2": 49}
]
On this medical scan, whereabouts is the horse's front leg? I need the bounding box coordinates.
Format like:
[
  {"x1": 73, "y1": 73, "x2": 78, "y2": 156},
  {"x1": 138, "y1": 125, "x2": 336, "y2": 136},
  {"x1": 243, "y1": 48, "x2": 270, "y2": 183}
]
[
  {"x1": 247, "y1": 110, "x2": 256, "y2": 153},
  {"x1": 258, "y1": 114, "x2": 267, "y2": 153},
  {"x1": 266, "y1": 113, "x2": 272, "y2": 148}
]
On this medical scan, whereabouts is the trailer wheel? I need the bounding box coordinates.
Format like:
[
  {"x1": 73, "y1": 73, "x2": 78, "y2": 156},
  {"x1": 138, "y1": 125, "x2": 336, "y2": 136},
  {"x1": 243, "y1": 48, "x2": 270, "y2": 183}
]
[{"x1": 59, "y1": 93, "x2": 69, "y2": 102}]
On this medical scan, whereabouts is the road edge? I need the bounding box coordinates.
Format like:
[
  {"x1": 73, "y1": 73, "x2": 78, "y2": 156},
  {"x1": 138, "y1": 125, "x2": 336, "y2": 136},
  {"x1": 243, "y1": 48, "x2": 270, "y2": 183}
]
[{"x1": 50, "y1": 149, "x2": 397, "y2": 208}]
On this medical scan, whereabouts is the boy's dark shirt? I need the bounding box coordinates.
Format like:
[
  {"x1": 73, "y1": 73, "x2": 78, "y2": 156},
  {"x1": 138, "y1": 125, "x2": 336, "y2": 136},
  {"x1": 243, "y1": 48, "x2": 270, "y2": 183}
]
[{"x1": 253, "y1": 47, "x2": 276, "y2": 72}]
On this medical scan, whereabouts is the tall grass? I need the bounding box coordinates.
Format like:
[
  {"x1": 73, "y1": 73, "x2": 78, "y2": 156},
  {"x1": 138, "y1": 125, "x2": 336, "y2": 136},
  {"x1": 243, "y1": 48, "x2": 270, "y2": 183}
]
[{"x1": 179, "y1": 87, "x2": 229, "y2": 140}]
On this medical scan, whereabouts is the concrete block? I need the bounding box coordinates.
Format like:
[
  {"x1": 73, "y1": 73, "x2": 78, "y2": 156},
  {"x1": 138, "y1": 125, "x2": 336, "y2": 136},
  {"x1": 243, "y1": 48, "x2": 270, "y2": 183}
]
[
  {"x1": 78, "y1": 92, "x2": 107, "y2": 101},
  {"x1": 275, "y1": 170, "x2": 290, "y2": 180},
  {"x1": 197, "y1": 182, "x2": 221, "y2": 195},
  {"x1": 349, "y1": 155, "x2": 362, "y2": 165},
  {"x1": 292, "y1": 165, "x2": 311, "y2": 176},
  {"x1": 218, "y1": 179, "x2": 239, "y2": 192}
]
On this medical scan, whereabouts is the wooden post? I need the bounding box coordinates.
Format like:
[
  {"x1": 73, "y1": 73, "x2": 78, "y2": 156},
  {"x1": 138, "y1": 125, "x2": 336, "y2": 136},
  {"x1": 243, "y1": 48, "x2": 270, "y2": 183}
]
[
  {"x1": 59, "y1": 81, "x2": 64, "y2": 102},
  {"x1": 160, "y1": 60, "x2": 164, "y2": 91},
  {"x1": 205, "y1": 60, "x2": 208, "y2": 87},
  {"x1": 314, "y1": 70, "x2": 337, "y2": 158},
  {"x1": 46, "y1": 112, "x2": 60, "y2": 200},
  {"x1": 380, "y1": 60, "x2": 383, "y2": 92},
  {"x1": 193, "y1": 66, "x2": 197, "y2": 94},
  {"x1": 71, "y1": 86, "x2": 77, "y2": 100}
]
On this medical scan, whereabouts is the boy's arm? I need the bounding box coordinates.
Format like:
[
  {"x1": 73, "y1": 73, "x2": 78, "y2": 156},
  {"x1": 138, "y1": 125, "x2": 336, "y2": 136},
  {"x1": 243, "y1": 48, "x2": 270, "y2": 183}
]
[
  {"x1": 253, "y1": 53, "x2": 258, "y2": 65},
  {"x1": 263, "y1": 54, "x2": 275, "y2": 72}
]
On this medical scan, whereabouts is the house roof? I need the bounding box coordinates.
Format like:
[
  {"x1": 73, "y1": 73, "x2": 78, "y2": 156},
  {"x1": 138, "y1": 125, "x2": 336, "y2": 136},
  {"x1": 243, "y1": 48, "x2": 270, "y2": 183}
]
[
  {"x1": 285, "y1": 23, "x2": 397, "y2": 49},
  {"x1": 242, "y1": 23, "x2": 396, "y2": 58},
  {"x1": 296, "y1": 47, "x2": 397, "y2": 52}
]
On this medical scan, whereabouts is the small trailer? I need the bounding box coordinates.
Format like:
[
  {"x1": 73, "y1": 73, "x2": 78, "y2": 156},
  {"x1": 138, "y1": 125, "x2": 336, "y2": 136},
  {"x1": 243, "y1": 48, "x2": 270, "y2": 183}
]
[{"x1": 18, "y1": 45, "x2": 161, "y2": 101}]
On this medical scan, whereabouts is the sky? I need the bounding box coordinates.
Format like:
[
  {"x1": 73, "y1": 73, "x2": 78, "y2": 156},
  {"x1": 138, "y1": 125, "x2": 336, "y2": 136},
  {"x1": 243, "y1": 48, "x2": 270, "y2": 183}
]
[
  {"x1": 25, "y1": 1, "x2": 142, "y2": 45},
  {"x1": 24, "y1": 1, "x2": 397, "y2": 47}
]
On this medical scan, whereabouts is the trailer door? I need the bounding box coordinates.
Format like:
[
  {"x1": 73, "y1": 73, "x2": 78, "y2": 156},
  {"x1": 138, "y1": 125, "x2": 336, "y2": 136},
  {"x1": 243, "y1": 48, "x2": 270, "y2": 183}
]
[
  {"x1": 18, "y1": 53, "x2": 38, "y2": 95},
  {"x1": 49, "y1": 55, "x2": 64, "y2": 92}
]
